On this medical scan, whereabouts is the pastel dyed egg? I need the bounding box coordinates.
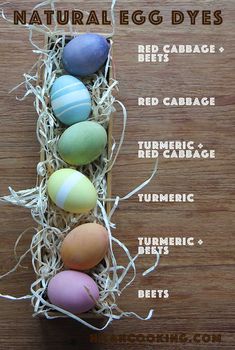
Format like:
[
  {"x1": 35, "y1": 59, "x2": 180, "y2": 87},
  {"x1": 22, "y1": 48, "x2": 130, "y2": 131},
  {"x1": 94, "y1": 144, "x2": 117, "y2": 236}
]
[
  {"x1": 62, "y1": 34, "x2": 110, "y2": 77},
  {"x1": 58, "y1": 121, "x2": 107, "y2": 166},
  {"x1": 61, "y1": 223, "x2": 109, "y2": 270},
  {"x1": 47, "y1": 169, "x2": 97, "y2": 213},
  {"x1": 47, "y1": 270, "x2": 99, "y2": 314},
  {"x1": 50, "y1": 75, "x2": 91, "y2": 126}
]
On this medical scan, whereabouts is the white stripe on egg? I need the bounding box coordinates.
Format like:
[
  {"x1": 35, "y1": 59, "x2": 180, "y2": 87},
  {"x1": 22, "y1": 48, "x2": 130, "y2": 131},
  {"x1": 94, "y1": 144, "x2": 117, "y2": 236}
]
[
  {"x1": 52, "y1": 90, "x2": 90, "y2": 110},
  {"x1": 51, "y1": 82, "x2": 83, "y2": 99},
  {"x1": 55, "y1": 172, "x2": 84, "y2": 209},
  {"x1": 56, "y1": 103, "x2": 91, "y2": 118}
]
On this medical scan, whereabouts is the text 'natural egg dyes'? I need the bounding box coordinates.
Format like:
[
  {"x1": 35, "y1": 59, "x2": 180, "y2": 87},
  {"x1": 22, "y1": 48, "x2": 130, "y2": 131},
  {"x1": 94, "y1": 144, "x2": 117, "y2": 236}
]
[
  {"x1": 62, "y1": 33, "x2": 110, "y2": 76},
  {"x1": 47, "y1": 270, "x2": 99, "y2": 314},
  {"x1": 50, "y1": 75, "x2": 91, "y2": 126},
  {"x1": 47, "y1": 168, "x2": 97, "y2": 213},
  {"x1": 61, "y1": 223, "x2": 109, "y2": 270},
  {"x1": 58, "y1": 121, "x2": 107, "y2": 166}
]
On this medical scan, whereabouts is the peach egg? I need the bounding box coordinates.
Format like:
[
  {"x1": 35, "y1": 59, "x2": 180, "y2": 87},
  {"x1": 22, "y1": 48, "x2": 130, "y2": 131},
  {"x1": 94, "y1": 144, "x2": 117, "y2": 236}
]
[{"x1": 61, "y1": 223, "x2": 109, "y2": 270}]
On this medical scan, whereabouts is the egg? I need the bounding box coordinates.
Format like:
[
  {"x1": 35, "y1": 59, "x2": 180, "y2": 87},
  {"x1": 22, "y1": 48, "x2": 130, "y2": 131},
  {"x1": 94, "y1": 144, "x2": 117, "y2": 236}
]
[
  {"x1": 50, "y1": 75, "x2": 91, "y2": 126},
  {"x1": 61, "y1": 223, "x2": 109, "y2": 270},
  {"x1": 47, "y1": 270, "x2": 99, "y2": 314},
  {"x1": 58, "y1": 121, "x2": 107, "y2": 166},
  {"x1": 62, "y1": 33, "x2": 110, "y2": 77},
  {"x1": 47, "y1": 168, "x2": 97, "y2": 213}
]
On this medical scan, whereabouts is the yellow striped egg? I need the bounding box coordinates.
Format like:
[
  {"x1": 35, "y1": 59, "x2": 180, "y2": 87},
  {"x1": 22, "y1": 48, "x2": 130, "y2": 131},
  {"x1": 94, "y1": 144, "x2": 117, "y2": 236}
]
[{"x1": 47, "y1": 169, "x2": 97, "y2": 213}]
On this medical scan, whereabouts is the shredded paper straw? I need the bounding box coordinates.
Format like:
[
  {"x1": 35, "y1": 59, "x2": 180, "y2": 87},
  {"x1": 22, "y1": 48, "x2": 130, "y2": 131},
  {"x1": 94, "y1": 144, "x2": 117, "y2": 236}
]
[{"x1": 0, "y1": 0, "x2": 159, "y2": 330}]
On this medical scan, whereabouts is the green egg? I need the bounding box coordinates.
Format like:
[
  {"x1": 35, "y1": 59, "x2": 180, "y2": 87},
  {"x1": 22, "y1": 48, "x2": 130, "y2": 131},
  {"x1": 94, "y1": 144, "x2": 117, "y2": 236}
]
[{"x1": 58, "y1": 121, "x2": 107, "y2": 166}]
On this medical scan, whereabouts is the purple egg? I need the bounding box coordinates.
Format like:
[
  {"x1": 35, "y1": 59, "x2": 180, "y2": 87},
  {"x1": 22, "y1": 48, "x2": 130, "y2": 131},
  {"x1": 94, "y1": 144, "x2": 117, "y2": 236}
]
[
  {"x1": 62, "y1": 33, "x2": 110, "y2": 77},
  {"x1": 47, "y1": 270, "x2": 99, "y2": 314}
]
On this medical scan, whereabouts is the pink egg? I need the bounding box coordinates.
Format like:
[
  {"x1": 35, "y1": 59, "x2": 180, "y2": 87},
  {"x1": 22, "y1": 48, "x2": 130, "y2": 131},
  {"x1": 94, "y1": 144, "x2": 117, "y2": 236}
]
[{"x1": 47, "y1": 270, "x2": 99, "y2": 314}]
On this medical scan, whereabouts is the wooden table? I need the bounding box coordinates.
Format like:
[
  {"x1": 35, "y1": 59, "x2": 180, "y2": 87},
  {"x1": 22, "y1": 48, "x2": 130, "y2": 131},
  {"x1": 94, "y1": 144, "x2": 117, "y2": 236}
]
[{"x1": 0, "y1": 1, "x2": 234, "y2": 349}]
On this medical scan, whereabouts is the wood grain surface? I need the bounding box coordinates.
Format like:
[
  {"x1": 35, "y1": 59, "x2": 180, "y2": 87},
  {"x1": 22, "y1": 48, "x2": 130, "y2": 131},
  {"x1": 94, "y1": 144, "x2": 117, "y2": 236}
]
[{"x1": 0, "y1": 1, "x2": 235, "y2": 349}]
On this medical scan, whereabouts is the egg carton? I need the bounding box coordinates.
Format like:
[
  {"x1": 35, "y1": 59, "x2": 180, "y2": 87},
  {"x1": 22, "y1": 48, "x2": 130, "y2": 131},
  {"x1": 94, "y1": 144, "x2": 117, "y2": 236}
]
[{"x1": 35, "y1": 33, "x2": 115, "y2": 322}]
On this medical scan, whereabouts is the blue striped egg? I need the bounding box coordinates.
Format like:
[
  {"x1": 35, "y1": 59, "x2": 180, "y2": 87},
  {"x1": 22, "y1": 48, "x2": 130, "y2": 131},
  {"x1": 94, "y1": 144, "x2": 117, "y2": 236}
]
[{"x1": 50, "y1": 75, "x2": 92, "y2": 126}]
